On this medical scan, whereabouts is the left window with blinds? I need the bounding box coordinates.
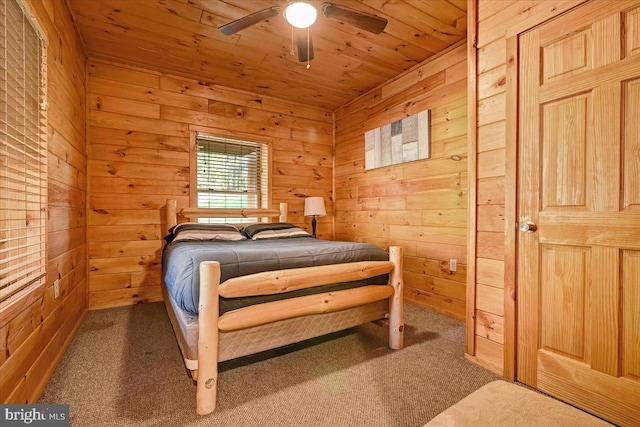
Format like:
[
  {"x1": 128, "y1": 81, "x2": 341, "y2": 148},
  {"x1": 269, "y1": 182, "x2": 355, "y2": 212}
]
[{"x1": 0, "y1": 0, "x2": 47, "y2": 303}]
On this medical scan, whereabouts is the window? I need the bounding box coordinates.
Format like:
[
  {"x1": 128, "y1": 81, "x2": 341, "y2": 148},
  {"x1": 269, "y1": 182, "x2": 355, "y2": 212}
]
[
  {"x1": 194, "y1": 132, "x2": 269, "y2": 223},
  {"x1": 0, "y1": 0, "x2": 47, "y2": 302}
]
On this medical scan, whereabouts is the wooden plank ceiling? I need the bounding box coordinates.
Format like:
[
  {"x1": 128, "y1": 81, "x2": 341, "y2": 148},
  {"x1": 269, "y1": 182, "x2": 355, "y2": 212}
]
[{"x1": 68, "y1": 0, "x2": 467, "y2": 111}]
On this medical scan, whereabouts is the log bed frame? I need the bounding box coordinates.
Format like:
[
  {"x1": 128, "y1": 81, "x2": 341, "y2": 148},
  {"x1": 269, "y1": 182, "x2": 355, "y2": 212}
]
[{"x1": 164, "y1": 199, "x2": 404, "y2": 415}]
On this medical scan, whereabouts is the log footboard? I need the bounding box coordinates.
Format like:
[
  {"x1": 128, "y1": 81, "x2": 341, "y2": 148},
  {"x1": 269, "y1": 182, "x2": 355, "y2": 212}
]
[{"x1": 194, "y1": 247, "x2": 404, "y2": 415}]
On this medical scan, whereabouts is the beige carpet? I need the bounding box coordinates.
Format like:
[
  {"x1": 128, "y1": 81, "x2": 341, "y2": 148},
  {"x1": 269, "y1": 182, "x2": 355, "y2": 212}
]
[{"x1": 39, "y1": 302, "x2": 500, "y2": 426}]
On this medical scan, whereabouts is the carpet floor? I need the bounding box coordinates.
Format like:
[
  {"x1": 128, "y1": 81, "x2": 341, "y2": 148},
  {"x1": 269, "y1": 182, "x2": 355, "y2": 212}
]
[{"x1": 39, "y1": 302, "x2": 500, "y2": 426}]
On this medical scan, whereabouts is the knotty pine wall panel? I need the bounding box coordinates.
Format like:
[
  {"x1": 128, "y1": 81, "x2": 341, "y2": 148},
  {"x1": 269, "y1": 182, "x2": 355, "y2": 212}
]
[
  {"x1": 86, "y1": 60, "x2": 333, "y2": 309},
  {"x1": 1, "y1": 0, "x2": 87, "y2": 404},
  {"x1": 334, "y1": 42, "x2": 468, "y2": 320},
  {"x1": 470, "y1": 0, "x2": 589, "y2": 375}
]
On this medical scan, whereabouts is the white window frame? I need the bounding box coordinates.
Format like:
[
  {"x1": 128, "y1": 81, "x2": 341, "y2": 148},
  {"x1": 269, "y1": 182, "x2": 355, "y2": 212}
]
[{"x1": 189, "y1": 126, "x2": 270, "y2": 223}]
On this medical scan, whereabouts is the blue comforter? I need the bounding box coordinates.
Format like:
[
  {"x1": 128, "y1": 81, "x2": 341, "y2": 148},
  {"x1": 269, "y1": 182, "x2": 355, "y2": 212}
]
[{"x1": 163, "y1": 237, "x2": 389, "y2": 315}]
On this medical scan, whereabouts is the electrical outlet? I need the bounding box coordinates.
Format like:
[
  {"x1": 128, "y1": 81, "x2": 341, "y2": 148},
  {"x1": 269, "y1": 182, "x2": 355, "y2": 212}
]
[
  {"x1": 449, "y1": 259, "x2": 457, "y2": 273},
  {"x1": 54, "y1": 279, "x2": 60, "y2": 299}
]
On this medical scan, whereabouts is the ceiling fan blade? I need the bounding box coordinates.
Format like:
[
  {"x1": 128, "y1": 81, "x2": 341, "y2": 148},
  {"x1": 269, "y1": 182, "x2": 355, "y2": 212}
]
[
  {"x1": 321, "y1": 3, "x2": 387, "y2": 34},
  {"x1": 296, "y1": 29, "x2": 314, "y2": 62},
  {"x1": 218, "y1": 6, "x2": 281, "y2": 36}
]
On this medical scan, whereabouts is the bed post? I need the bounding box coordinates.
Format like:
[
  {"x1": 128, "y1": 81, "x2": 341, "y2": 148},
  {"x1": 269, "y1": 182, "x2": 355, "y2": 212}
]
[
  {"x1": 196, "y1": 261, "x2": 221, "y2": 415},
  {"x1": 167, "y1": 199, "x2": 177, "y2": 233},
  {"x1": 279, "y1": 202, "x2": 288, "y2": 222},
  {"x1": 388, "y1": 246, "x2": 404, "y2": 350}
]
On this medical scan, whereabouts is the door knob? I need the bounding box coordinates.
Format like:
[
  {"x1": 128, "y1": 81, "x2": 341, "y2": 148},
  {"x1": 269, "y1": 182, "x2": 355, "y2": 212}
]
[{"x1": 519, "y1": 221, "x2": 537, "y2": 233}]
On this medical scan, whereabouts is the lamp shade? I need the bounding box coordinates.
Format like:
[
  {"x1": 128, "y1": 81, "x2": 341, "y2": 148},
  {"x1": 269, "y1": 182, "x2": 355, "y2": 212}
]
[{"x1": 304, "y1": 197, "x2": 326, "y2": 217}]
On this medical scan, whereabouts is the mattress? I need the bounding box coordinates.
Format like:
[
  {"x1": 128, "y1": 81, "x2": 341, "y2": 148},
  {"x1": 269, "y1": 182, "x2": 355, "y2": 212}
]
[
  {"x1": 162, "y1": 282, "x2": 390, "y2": 369},
  {"x1": 162, "y1": 237, "x2": 389, "y2": 315}
]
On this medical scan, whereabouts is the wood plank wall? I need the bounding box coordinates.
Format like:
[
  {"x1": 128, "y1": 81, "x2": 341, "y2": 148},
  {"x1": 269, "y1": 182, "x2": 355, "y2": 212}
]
[
  {"x1": 468, "y1": 0, "x2": 588, "y2": 374},
  {"x1": 86, "y1": 60, "x2": 333, "y2": 309},
  {"x1": 0, "y1": 0, "x2": 87, "y2": 403},
  {"x1": 334, "y1": 42, "x2": 468, "y2": 320}
]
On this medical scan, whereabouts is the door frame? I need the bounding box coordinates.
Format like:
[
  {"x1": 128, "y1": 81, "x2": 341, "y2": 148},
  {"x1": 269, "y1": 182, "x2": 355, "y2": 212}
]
[{"x1": 503, "y1": 33, "x2": 519, "y2": 380}]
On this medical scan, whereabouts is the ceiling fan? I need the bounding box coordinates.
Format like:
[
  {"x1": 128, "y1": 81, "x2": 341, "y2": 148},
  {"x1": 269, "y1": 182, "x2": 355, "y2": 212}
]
[{"x1": 218, "y1": 2, "x2": 388, "y2": 63}]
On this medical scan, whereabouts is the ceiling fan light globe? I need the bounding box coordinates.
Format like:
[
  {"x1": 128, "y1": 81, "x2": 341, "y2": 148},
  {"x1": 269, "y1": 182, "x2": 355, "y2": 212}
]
[{"x1": 285, "y1": 2, "x2": 317, "y2": 29}]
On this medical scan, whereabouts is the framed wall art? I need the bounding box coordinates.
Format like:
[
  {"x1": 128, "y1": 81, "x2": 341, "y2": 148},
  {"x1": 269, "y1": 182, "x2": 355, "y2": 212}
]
[{"x1": 364, "y1": 110, "x2": 430, "y2": 170}]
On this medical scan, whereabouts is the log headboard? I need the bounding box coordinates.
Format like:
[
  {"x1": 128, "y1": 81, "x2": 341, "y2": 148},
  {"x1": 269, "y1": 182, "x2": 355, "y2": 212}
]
[{"x1": 165, "y1": 199, "x2": 288, "y2": 235}]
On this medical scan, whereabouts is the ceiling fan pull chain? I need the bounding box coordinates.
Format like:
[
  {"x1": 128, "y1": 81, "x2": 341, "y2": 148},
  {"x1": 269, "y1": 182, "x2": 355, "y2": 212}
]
[
  {"x1": 290, "y1": 25, "x2": 295, "y2": 56},
  {"x1": 306, "y1": 27, "x2": 311, "y2": 69}
]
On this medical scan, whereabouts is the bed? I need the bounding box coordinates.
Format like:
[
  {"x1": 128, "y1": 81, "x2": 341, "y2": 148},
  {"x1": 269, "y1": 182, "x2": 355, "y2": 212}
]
[{"x1": 162, "y1": 199, "x2": 404, "y2": 415}]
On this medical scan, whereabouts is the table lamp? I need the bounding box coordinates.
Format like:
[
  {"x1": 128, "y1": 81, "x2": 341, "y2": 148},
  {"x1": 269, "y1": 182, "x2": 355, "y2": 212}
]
[{"x1": 304, "y1": 197, "x2": 326, "y2": 237}]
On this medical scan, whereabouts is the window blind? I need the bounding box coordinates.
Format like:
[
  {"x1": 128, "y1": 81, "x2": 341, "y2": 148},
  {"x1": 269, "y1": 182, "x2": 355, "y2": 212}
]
[
  {"x1": 0, "y1": 0, "x2": 47, "y2": 302},
  {"x1": 195, "y1": 134, "x2": 268, "y2": 222}
]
